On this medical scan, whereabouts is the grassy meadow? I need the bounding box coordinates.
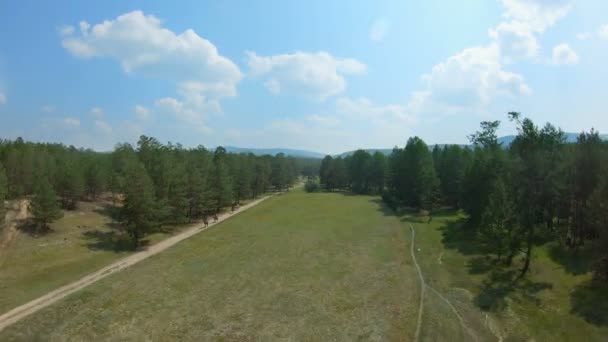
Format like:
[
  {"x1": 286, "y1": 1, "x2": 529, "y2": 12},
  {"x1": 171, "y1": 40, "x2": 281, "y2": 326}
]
[
  {"x1": 0, "y1": 190, "x2": 419, "y2": 341},
  {"x1": 0, "y1": 200, "x2": 192, "y2": 314},
  {"x1": 405, "y1": 209, "x2": 608, "y2": 341},
  {"x1": 1, "y1": 189, "x2": 607, "y2": 341}
]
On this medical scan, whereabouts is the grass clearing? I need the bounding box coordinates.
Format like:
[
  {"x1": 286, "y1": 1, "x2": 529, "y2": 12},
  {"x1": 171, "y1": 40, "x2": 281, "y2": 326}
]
[
  {"x1": 404, "y1": 209, "x2": 608, "y2": 341},
  {"x1": 0, "y1": 190, "x2": 419, "y2": 341},
  {"x1": 0, "y1": 200, "x2": 193, "y2": 314}
]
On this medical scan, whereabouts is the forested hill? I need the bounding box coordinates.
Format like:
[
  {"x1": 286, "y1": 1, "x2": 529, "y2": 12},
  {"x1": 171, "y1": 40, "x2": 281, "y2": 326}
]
[
  {"x1": 335, "y1": 132, "x2": 608, "y2": 158},
  {"x1": 223, "y1": 146, "x2": 325, "y2": 159}
]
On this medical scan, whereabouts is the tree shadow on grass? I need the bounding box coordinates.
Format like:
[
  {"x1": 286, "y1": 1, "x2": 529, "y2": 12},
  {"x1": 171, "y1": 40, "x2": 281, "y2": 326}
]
[
  {"x1": 17, "y1": 219, "x2": 53, "y2": 237},
  {"x1": 93, "y1": 204, "x2": 123, "y2": 230},
  {"x1": 439, "y1": 218, "x2": 488, "y2": 256},
  {"x1": 570, "y1": 279, "x2": 608, "y2": 326},
  {"x1": 547, "y1": 242, "x2": 595, "y2": 276},
  {"x1": 468, "y1": 256, "x2": 497, "y2": 275},
  {"x1": 474, "y1": 268, "x2": 553, "y2": 312},
  {"x1": 82, "y1": 230, "x2": 147, "y2": 252}
]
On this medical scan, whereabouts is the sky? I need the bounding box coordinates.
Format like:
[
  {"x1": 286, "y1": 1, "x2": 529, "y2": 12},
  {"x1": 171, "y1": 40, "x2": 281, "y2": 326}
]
[{"x1": 0, "y1": 0, "x2": 607, "y2": 154}]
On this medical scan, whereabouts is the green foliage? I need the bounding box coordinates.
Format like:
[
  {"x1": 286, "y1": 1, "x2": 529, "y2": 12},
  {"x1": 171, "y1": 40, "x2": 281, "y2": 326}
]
[
  {"x1": 0, "y1": 162, "x2": 7, "y2": 218},
  {"x1": 304, "y1": 179, "x2": 320, "y2": 193},
  {"x1": 120, "y1": 162, "x2": 158, "y2": 247},
  {"x1": 479, "y1": 178, "x2": 519, "y2": 264},
  {"x1": 30, "y1": 177, "x2": 62, "y2": 230}
]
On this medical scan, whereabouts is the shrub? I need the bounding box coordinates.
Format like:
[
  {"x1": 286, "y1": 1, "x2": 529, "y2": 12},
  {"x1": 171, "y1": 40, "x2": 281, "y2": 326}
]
[{"x1": 305, "y1": 179, "x2": 320, "y2": 193}]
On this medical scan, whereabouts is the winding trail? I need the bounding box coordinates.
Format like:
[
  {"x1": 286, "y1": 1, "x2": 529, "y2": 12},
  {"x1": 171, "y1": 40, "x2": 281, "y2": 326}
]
[
  {"x1": 409, "y1": 224, "x2": 426, "y2": 342},
  {"x1": 0, "y1": 195, "x2": 270, "y2": 332},
  {"x1": 409, "y1": 224, "x2": 478, "y2": 342}
]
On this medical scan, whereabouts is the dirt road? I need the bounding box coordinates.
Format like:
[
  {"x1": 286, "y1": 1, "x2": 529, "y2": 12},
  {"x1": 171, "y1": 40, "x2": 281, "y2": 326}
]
[{"x1": 0, "y1": 196, "x2": 270, "y2": 332}]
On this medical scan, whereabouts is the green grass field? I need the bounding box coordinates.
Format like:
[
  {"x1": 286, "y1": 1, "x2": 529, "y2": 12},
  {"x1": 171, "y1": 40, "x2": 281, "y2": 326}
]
[
  {"x1": 0, "y1": 191, "x2": 419, "y2": 341},
  {"x1": 2, "y1": 190, "x2": 607, "y2": 341},
  {"x1": 406, "y1": 209, "x2": 608, "y2": 341},
  {"x1": 0, "y1": 201, "x2": 190, "y2": 314}
]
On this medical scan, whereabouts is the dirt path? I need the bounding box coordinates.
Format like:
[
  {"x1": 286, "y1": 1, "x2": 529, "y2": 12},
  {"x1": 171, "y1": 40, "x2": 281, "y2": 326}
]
[
  {"x1": 0, "y1": 196, "x2": 271, "y2": 332},
  {"x1": 409, "y1": 224, "x2": 478, "y2": 342},
  {"x1": 409, "y1": 225, "x2": 426, "y2": 342}
]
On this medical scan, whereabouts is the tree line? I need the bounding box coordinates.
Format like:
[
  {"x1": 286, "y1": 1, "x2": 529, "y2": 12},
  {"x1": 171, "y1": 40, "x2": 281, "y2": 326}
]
[
  {"x1": 317, "y1": 113, "x2": 608, "y2": 280},
  {"x1": 0, "y1": 136, "x2": 300, "y2": 247}
]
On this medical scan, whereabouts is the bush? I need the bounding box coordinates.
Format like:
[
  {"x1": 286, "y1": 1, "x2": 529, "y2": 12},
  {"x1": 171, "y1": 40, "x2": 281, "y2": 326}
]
[{"x1": 305, "y1": 179, "x2": 320, "y2": 193}]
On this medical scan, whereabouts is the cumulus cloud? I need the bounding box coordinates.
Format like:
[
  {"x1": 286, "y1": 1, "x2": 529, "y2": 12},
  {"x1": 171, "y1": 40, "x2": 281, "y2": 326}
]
[
  {"x1": 94, "y1": 120, "x2": 112, "y2": 133},
  {"x1": 134, "y1": 105, "x2": 150, "y2": 120},
  {"x1": 488, "y1": 0, "x2": 572, "y2": 63},
  {"x1": 599, "y1": 24, "x2": 608, "y2": 39},
  {"x1": 0, "y1": 93, "x2": 6, "y2": 105},
  {"x1": 63, "y1": 117, "x2": 80, "y2": 127},
  {"x1": 489, "y1": 21, "x2": 539, "y2": 62},
  {"x1": 404, "y1": 0, "x2": 571, "y2": 118},
  {"x1": 370, "y1": 20, "x2": 390, "y2": 42},
  {"x1": 552, "y1": 43, "x2": 579, "y2": 65},
  {"x1": 61, "y1": 10, "x2": 242, "y2": 127},
  {"x1": 418, "y1": 44, "x2": 531, "y2": 112},
  {"x1": 500, "y1": 0, "x2": 571, "y2": 32},
  {"x1": 246, "y1": 51, "x2": 366, "y2": 101}
]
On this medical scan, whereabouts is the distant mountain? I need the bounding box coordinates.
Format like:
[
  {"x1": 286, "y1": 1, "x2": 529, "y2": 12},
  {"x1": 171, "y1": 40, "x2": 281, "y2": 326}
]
[
  {"x1": 334, "y1": 149, "x2": 393, "y2": 158},
  {"x1": 223, "y1": 146, "x2": 325, "y2": 159},
  {"x1": 223, "y1": 132, "x2": 608, "y2": 160},
  {"x1": 498, "y1": 132, "x2": 608, "y2": 146}
]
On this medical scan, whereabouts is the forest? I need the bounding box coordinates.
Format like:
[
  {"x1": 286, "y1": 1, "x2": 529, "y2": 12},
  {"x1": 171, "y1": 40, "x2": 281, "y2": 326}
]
[
  {"x1": 314, "y1": 112, "x2": 608, "y2": 281},
  {"x1": 0, "y1": 135, "x2": 302, "y2": 247}
]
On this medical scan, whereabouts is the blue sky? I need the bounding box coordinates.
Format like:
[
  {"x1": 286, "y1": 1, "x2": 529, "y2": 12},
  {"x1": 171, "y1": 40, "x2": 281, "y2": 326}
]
[{"x1": 0, "y1": 0, "x2": 607, "y2": 154}]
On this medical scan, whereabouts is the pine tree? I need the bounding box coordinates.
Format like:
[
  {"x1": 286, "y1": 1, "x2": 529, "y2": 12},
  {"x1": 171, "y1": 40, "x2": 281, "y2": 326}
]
[
  {"x1": 30, "y1": 177, "x2": 62, "y2": 231},
  {"x1": 120, "y1": 162, "x2": 158, "y2": 248},
  {"x1": 480, "y1": 178, "x2": 519, "y2": 264},
  {"x1": 56, "y1": 160, "x2": 84, "y2": 210},
  {"x1": 166, "y1": 163, "x2": 190, "y2": 224},
  {"x1": 211, "y1": 148, "x2": 233, "y2": 211}
]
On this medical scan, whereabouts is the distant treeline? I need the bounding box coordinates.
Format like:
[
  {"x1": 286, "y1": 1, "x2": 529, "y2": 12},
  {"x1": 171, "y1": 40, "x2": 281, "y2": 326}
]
[
  {"x1": 317, "y1": 112, "x2": 608, "y2": 280},
  {"x1": 0, "y1": 135, "x2": 308, "y2": 246}
]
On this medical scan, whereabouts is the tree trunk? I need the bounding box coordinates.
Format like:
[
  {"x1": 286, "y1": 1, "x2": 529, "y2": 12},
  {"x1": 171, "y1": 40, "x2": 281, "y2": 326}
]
[{"x1": 519, "y1": 224, "x2": 534, "y2": 278}]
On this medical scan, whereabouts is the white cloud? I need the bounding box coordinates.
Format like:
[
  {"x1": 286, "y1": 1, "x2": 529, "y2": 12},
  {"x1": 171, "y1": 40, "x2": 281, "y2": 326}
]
[
  {"x1": 552, "y1": 43, "x2": 579, "y2": 65},
  {"x1": 63, "y1": 117, "x2": 80, "y2": 127},
  {"x1": 500, "y1": 0, "x2": 571, "y2": 32},
  {"x1": 489, "y1": 21, "x2": 539, "y2": 62},
  {"x1": 154, "y1": 90, "x2": 213, "y2": 134},
  {"x1": 488, "y1": 1, "x2": 572, "y2": 63},
  {"x1": 62, "y1": 11, "x2": 241, "y2": 86},
  {"x1": 576, "y1": 32, "x2": 591, "y2": 41},
  {"x1": 94, "y1": 120, "x2": 112, "y2": 133},
  {"x1": 62, "y1": 10, "x2": 242, "y2": 127},
  {"x1": 599, "y1": 24, "x2": 608, "y2": 39},
  {"x1": 246, "y1": 51, "x2": 366, "y2": 101},
  {"x1": 90, "y1": 107, "x2": 103, "y2": 117},
  {"x1": 418, "y1": 44, "x2": 530, "y2": 112},
  {"x1": 370, "y1": 20, "x2": 390, "y2": 42},
  {"x1": 58, "y1": 25, "x2": 74, "y2": 36},
  {"x1": 403, "y1": 0, "x2": 571, "y2": 118},
  {"x1": 134, "y1": 105, "x2": 150, "y2": 120},
  {"x1": 0, "y1": 93, "x2": 6, "y2": 105}
]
